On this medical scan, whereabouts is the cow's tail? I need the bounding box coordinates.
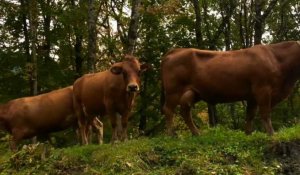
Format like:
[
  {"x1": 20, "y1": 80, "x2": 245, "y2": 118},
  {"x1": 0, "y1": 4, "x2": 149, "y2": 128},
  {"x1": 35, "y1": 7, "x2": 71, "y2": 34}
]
[{"x1": 160, "y1": 49, "x2": 176, "y2": 115}]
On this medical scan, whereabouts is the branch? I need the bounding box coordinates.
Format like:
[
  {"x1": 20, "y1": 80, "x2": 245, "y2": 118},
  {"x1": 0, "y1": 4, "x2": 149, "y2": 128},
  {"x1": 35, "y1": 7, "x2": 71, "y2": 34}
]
[{"x1": 261, "y1": 0, "x2": 278, "y2": 20}]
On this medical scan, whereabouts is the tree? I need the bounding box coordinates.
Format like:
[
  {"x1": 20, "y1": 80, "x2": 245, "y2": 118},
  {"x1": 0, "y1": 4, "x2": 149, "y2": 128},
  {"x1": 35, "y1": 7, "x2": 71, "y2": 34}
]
[
  {"x1": 87, "y1": 0, "x2": 99, "y2": 72},
  {"x1": 124, "y1": 0, "x2": 147, "y2": 132},
  {"x1": 192, "y1": 0, "x2": 203, "y2": 48},
  {"x1": 71, "y1": 0, "x2": 85, "y2": 78},
  {"x1": 19, "y1": 0, "x2": 32, "y2": 95},
  {"x1": 192, "y1": 0, "x2": 218, "y2": 127},
  {"x1": 254, "y1": 0, "x2": 278, "y2": 44},
  {"x1": 28, "y1": 0, "x2": 38, "y2": 95},
  {"x1": 125, "y1": 0, "x2": 141, "y2": 54}
]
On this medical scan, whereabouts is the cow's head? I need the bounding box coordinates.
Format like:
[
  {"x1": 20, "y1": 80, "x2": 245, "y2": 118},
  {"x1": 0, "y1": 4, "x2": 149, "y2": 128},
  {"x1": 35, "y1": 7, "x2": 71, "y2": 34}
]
[{"x1": 110, "y1": 55, "x2": 149, "y2": 92}]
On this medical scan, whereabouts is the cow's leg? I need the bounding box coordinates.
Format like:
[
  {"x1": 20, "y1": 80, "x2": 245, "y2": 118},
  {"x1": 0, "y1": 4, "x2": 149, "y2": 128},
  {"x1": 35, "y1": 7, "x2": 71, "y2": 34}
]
[
  {"x1": 259, "y1": 105, "x2": 274, "y2": 135},
  {"x1": 77, "y1": 116, "x2": 89, "y2": 145},
  {"x1": 109, "y1": 113, "x2": 119, "y2": 144},
  {"x1": 9, "y1": 129, "x2": 24, "y2": 151},
  {"x1": 120, "y1": 111, "x2": 130, "y2": 141},
  {"x1": 255, "y1": 87, "x2": 275, "y2": 135},
  {"x1": 73, "y1": 99, "x2": 89, "y2": 145},
  {"x1": 85, "y1": 118, "x2": 94, "y2": 144},
  {"x1": 245, "y1": 100, "x2": 258, "y2": 135},
  {"x1": 9, "y1": 135, "x2": 18, "y2": 151},
  {"x1": 116, "y1": 114, "x2": 123, "y2": 141},
  {"x1": 86, "y1": 123, "x2": 93, "y2": 144},
  {"x1": 180, "y1": 90, "x2": 199, "y2": 135},
  {"x1": 162, "y1": 94, "x2": 177, "y2": 136},
  {"x1": 92, "y1": 117, "x2": 104, "y2": 144}
]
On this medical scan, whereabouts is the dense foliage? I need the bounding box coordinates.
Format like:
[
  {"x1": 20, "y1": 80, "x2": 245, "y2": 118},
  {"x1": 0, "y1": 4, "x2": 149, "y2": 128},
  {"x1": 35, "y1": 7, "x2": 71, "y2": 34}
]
[{"x1": 0, "y1": 0, "x2": 299, "y2": 143}]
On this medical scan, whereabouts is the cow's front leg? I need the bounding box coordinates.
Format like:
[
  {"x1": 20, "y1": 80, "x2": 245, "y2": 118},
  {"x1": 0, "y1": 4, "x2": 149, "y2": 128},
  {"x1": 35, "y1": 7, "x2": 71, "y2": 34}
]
[
  {"x1": 9, "y1": 135, "x2": 18, "y2": 152},
  {"x1": 109, "y1": 113, "x2": 120, "y2": 144},
  {"x1": 120, "y1": 111, "x2": 130, "y2": 142},
  {"x1": 245, "y1": 100, "x2": 258, "y2": 135},
  {"x1": 254, "y1": 86, "x2": 275, "y2": 135}
]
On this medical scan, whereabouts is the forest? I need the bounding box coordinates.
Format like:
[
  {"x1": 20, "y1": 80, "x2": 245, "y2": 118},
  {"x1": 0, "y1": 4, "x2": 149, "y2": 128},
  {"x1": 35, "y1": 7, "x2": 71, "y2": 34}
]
[{"x1": 0, "y1": 0, "x2": 300, "y2": 174}]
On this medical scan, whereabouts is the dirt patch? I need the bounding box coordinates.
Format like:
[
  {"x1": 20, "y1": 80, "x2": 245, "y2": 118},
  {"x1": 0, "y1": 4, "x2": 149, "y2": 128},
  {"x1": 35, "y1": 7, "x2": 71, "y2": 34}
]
[{"x1": 266, "y1": 140, "x2": 300, "y2": 175}]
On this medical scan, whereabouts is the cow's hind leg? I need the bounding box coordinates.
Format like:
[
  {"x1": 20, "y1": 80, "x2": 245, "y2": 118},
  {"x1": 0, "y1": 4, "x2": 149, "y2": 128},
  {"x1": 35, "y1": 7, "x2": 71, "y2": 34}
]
[
  {"x1": 162, "y1": 94, "x2": 177, "y2": 136},
  {"x1": 180, "y1": 90, "x2": 199, "y2": 135},
  {"x1": 245, "y1": 100, "x2": 258, "y2": 135},
  {"x1": 76, "y1": 109, "x2": 92, "y2": 145},
  {"x1": 78, "y1": 119, "x2": 90, "y2": 145}
]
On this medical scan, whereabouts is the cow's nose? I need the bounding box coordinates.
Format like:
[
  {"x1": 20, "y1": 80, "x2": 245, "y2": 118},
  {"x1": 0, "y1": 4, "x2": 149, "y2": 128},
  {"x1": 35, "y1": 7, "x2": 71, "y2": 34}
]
[{"x1": 127, "y1": 84, "x2": 139, "y2": 92}]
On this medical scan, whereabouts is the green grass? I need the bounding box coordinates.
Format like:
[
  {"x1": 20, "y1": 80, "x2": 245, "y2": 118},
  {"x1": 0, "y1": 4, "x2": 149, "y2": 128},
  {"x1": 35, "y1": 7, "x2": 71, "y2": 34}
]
[{"x1": 0, "y1": 125, "x2": 299, "y2": 175}]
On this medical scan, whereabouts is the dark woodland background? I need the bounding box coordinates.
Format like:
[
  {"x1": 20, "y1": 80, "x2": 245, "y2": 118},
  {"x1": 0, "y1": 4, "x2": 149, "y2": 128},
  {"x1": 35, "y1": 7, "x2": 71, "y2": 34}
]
[{"x1": 1, "y1": 0, "x2": 300, "y2": 140}]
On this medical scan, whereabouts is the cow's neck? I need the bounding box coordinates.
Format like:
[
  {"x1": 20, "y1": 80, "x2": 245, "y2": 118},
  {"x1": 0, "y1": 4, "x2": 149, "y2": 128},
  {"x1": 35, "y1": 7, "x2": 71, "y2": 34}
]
[{"x1": 273, "y1": 41, "x2": 300, "y2": 82}]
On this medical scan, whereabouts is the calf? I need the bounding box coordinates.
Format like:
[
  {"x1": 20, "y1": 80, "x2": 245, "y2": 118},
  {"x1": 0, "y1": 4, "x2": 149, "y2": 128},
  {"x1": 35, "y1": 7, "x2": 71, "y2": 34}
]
[
  {"x1": 161, "y1": 41, "x2": 300, "y2": 136},
  {"x1": 73, "y1": 55, "x2": 148, "y2": 144}
]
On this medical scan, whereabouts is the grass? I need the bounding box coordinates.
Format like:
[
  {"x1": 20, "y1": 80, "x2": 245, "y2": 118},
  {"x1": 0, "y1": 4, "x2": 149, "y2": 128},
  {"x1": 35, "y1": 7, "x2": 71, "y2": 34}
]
[{"x1": 0, "y1": 124, "x2": 299, "y2": 174}]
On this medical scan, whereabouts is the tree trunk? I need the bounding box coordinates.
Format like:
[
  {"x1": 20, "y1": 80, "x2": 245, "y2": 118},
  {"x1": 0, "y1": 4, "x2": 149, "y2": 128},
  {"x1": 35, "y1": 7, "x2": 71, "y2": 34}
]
[
  {"x1": 125, "y1": 0, "x2": 141, "y2": 54},
  {"x1": 123, "y1": 0, "x2": 145, "y2": 132},
  {"x1": 138, "y1": 74, "x2": 148, "y2": 133},
  {"x1": 87, "y1": 0, "x2": 97, "y2": 72},
  {"x1": 74, "y1": 34, "x2": 83, "y2": 79},
  {"x1": 223, "y1": 0, "x2": 239, "y2": 129},
  {"x1": 254, "y1": 0, "x2": 263, "y2": 45},
  {"x1": 192, "y1": 0, "x2": 203, "y2": 48},
  {"x1": 238, "y1": 2, "x2": 245, "y2": 48},
  {"x1": 192, "y1": 0, "x2": 218, "y2": 127},
  {"x1": 254, "y1": 0, "x2": 278, "y2": 45},
  {"x1": 20, "y1": 0, "x2": 32, "y2": 95},
  {"x1": 71, "y1": 0, "x2": 84, "y2": 78},
  {"x1": 28, "y1": 0, "x2": 38, "y2": 96},
  {"x1": 244, "y1": 0, "x2": 250, "y2": 47},
  {"x1": 40, "y1": 0, "x2": 51, "y2": 63}
]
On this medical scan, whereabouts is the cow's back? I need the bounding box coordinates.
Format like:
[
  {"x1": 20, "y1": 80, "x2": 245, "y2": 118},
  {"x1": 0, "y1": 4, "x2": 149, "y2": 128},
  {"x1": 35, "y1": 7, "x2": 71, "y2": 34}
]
[
  {"x1": 162, "y1": 46, "x2": 280, "y2": 103},
  {"x1": 5, "y1": 86, "x2": 76, "y2": 137}
]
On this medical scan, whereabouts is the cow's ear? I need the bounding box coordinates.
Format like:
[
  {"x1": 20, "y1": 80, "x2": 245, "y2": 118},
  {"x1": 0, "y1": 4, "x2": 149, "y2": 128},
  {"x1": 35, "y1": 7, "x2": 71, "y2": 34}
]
[
  {"x1": 140, "y1": 63, "x2": 151, "y2": 72},
  {"x1": 110, "y1": 65, "x2": 123, "y2": 75}
]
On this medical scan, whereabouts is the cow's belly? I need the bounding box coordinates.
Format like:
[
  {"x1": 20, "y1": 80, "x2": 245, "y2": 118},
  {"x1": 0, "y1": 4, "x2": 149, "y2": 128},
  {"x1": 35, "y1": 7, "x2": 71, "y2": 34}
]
[
  {"x1": 193, "y1": 82, "x2": 251, "y2": 103},
  {"x1": 84, "y1": 102, "x2": 106, "y2": 116}
]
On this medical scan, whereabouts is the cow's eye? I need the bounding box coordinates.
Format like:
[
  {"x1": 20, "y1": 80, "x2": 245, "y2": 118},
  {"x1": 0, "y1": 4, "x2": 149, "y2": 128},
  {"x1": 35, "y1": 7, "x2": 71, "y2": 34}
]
[{"x1": 138, "y1": 70, "x2": 141, "y2": 76}]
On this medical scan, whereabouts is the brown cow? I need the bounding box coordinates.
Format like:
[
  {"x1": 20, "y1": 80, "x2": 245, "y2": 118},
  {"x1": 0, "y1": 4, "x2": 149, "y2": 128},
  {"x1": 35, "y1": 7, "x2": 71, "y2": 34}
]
[
  {"x1": 161, "y1": 41, "x2": 300, "y2": 136},
  {"x1": 0, "y1": 86, "x2": 103, "y2": 150},
  {"x1": 73, "y1": 55, "x2": 148, "y2": 144}
]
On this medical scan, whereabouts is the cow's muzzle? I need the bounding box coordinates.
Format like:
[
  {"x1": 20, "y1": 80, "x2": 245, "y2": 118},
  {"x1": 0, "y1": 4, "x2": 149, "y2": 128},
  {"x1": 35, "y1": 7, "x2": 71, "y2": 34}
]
[{"x1": 127, "y1": 84, "x2": 139, "y2": 92}]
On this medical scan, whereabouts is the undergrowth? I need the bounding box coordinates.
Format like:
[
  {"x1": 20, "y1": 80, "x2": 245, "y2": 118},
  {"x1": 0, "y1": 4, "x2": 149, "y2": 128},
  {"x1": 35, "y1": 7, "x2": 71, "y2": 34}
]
[{"x1": 0, "y1": 125, "x2": 299, "y2": 175}]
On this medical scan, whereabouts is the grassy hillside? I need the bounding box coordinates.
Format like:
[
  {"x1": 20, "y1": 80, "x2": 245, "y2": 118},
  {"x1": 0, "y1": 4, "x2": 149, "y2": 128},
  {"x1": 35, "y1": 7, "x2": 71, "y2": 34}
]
[{"x1": 0, "y1": 125, "x2": 299, "y2": 175}]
